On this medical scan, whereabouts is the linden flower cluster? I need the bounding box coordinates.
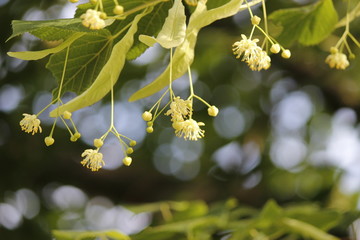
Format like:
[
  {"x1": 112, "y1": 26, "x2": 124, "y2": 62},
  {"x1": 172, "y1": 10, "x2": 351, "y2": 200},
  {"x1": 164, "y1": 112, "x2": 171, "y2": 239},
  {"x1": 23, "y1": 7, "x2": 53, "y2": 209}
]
[
  {"x1": 325, "y1": 47, "x2": 350, "y2": 70},
  {"x1": 80, "y1": 137, "x2": 136, "y2": 172},
  {"x1": 322, "y1": 0, "x2": 360, "y2": 70},
  {"x1": 324, "y1": 29, "x2": 359, "y2": 70},
  {"x1": 165, "y1": 97, "x2": 205, "y2": 141},
  {"x1": 233, "y1": 13, "x2": 291, "y2": 71},
  {"x1": 69, "y1": 0, "x2": 125, "y2": 30},
  {"x1": 142, "y1": 94, "x2": 219, "y2": 141},
  {"x1": 20, "y1": 105, "x2": 81, "y2": 147},
  {"x1": 80, "y1": 9, "x2": 106, "y2": 30},
  {"x1": 233, "y1": 34, "x2": 271, "y2": 71}
]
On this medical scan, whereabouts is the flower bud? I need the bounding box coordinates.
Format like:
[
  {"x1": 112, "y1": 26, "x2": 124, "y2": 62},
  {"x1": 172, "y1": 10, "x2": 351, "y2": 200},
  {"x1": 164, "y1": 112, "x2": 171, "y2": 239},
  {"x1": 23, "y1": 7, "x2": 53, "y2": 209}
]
[
  {"x1": 330, "y1": 47, "x2": 338, "y2": 54},
  {"x1": 281, "y1": 49, "x2": 291, "y2": 59},
  {"x1": 270, "y1": 44, "x2": 281, "y2": 54},
  {"x1": 142, "y1": 111, "x2": 152, "y2": 121},
  {"x1": 129, "y1": 140, "x2": 137, "y2": 147},
  {"x1": 123, "y1": 157, "x2": 132, "y2": 166},
  {"x1": 172, "y1": 121, "x2": 183, "y2": 130},
  {"x1": 100, "y1": 12, "x2": 107, "y2": 19},
  {"x1": 74, "y1": 132, "x2": 81, "y2": 139},
  {"x1": 94, "y1": 138, "x2": 103, "y2": 148},
  {"x1": 63, "y1": 111, "x2": 72, "y2": 119},
  {"x1": 126, "y1": 147, "x2": 134, "y2": 154},
  {"x1": 207, "y1": 105, "x2": 219, "y2": 117},
  {"x1": 146, "y1": 126, "x2": 154, "y2": 133},
  {"x1": 90, "y1": 0, "x2": 97, "y2": 4},
  {"x1": 251, "y1": 15, "x2": 261, "y2": 25},
  {"x1": 69, "y1": 0, "x2": 79, "y2": 3},
  {"x1": 71, "y1": 132, "x2": 81, "y2": 142},
  {"x1": 45, "y1": 136, "x2": 55, "y2": 146},
  {"x1": 113, "y1": 5, "x2": 124, "y2": 15}
]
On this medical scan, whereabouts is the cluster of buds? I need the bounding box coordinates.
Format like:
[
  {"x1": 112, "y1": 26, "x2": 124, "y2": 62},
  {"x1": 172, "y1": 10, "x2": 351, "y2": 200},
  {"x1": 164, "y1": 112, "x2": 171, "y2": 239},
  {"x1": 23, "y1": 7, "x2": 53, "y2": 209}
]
[{"x1": 325, "y1": 47, "x2": 350, "y2": 70}]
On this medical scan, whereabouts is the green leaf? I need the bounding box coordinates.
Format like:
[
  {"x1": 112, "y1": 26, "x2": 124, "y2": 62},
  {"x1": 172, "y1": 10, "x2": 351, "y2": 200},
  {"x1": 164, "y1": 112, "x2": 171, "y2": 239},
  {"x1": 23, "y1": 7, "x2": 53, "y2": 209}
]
[
  {"x1": 256, "y1": 200, "x2": 283, "y2": 229},
  {"x1": 104, "y1": 230, "x2": 131, "y2": 240},
  {"x1": 269, "y1": 0, "x2": 338, "y2": 46},
  {"x1": 149, "y1": 216, "x2": 218, "y2": 233},
  {"x1": 49, "y1": 9, "x2": 150, "y2": 117},
  {"x1": 52, "y1": 230, "x2": 130, "y2": 240},
  {"x1": 140, "y1": 0, "x2": 186, "y2": 49},
  {"x1": 124, "y1": 201, "x2": 190, "y2": 214},
  {"x1": 282, "y1": 218, "x2": 340, "y2": 240},
  {"x1": 129, "y1": 0, "x2": 262, "y2": 101},
  {"x1": 47, "y1": 29, "x2": 114, "y2": 98},
  {"x1": 8, "y1": 18, "x2": 98, "y2": 41},
  {"x1": 171, "y1": 200, "x2": 208, "y2": 221},
  {"x1": 126, "y1": 1, "x2": 172, "y2": 60},
  {"x1": 284, "y1": 205, "x2": 341, "y2": 231},
  {"x1": 7, "y1": 33, "x2": 85, "y2": 60}
]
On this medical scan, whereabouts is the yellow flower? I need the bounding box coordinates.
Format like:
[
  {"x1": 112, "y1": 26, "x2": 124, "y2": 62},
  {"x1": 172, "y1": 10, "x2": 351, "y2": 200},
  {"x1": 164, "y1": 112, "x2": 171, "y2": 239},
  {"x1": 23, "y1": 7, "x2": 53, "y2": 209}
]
[
  {"x1": 20, "y1": 113, "x2": 42, "y2": 135},
  {"x1": 207, "y1": 105, "x2": 219, "y2": 117},
  {"x1": 233, "y1": 35, "x2": 271, "y2": 71},
  {"x1": 175, "y1": 119, "x2": 205, "y2": 141},
  {"x1": 248, "y1": 50, "x2": 271, "y2": 71},
  {"x1": 81, "y1": 149, "x2": 105, "y2": 171},
  {"x1": 80, "y1": 9, "x2": 106, "y2": 30},
  {"x1": 325, "y1": 52, "x2": 349, "y2": 70},
  {"x1": 165, "y1": 96, "x2": 192, "y2": 122},
  {"x1": 233, "y1": 34, "x2": 261, "y2": 62}
]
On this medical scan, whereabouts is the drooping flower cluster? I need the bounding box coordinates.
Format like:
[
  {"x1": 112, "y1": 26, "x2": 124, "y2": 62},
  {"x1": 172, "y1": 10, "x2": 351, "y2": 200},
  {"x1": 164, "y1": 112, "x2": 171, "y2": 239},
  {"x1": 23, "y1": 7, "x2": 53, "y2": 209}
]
[
  {"x1": 143, "y1": 91, "x2": 219, "y2": 141},
  {"x1": 164, "y1": 96, "x2": 205, "y2": 141},
  {"x1": 232, "y1": 35, "x2": 271, "y2": 71},
  {"x1": 20, "y1": 114, "x2": 42, "y2": 135},
  {"x1": 80, "y1": 9, "x2": 106, "y2": 30},
  {"x1": 323, "y1": 1, "x2": 359, "y2": 70},
  {"x1": 232, "y1": 11, "x2": 291, "y2": 71},
  {"x1": 325, "y1": 47, "x2": 349, "y2": 70},
  {"x1": 165, "y1": 97, "x2": 192, "y2": 123}
]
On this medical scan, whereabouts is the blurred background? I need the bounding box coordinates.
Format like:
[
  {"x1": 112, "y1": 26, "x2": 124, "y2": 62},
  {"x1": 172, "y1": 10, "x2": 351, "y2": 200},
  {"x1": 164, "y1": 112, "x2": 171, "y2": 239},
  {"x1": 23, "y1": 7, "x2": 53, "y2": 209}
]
[{"x1": 1, "y1": 0, "x2": 360, "y2": 239}]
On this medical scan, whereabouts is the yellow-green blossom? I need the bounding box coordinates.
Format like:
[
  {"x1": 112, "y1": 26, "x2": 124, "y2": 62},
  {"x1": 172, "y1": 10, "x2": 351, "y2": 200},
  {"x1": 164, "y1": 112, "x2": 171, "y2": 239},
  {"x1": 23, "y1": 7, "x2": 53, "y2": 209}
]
[
  {"x1": 20, "y1": 113, "x2": 42, "y2": 135},
  {"x1": 325, "y1": 52, "x2": 349, "y2": 70},
  {"x1": 81, "y1": 149, "x2": 105, "y2": 171},
  {"x1": 165, "y1": 96, "x2": 192, "y2": 122},
  {"x1": 232, "y1": 35, "x2": 271, "y2": 71},
  {"x1": 80, "y1": 9, "x2": 106, "y2": 30},
  {"x1": 175, "y1": 119, "x2": 205, "y2": 141}
]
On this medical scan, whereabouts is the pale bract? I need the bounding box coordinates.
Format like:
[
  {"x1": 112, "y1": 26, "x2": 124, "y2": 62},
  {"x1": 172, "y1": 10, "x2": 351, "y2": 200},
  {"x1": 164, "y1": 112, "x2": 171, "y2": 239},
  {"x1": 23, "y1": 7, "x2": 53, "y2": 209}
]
[{"x1": 139, "y1": 0, "x2": 186, "y2": 49}]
